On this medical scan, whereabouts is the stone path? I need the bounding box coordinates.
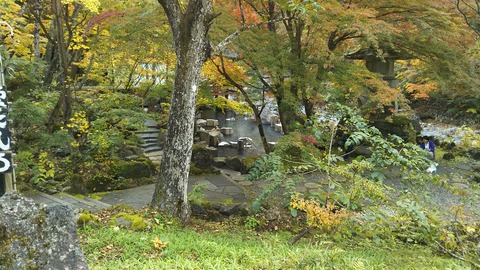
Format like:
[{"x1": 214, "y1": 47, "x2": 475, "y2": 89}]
[
  {"x1": 23, "y1": 191, "x2": 113, "y2": 213},
  {"x1": 23, "y1": 119, "x2": 251, "y2": 213},
  {"x1": 98, "y1": 170, "x2": 248, "y2": 210},
  {"x1": 23, "y1": 169, "x2": 249, "y2": 213}
]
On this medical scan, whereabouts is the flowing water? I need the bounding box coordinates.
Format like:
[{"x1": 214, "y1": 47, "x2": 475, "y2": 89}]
[
  {"x1": 420, "y1": 120, "x2": 479, "y2": 144},
  {"x1": 199, "y1": 109, "x2": 283, "y2": 157}
]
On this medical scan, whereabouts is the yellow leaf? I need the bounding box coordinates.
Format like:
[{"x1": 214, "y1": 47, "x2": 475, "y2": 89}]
[{"x1": 152, "y1": 236, "x2": 169, "y2": 250}]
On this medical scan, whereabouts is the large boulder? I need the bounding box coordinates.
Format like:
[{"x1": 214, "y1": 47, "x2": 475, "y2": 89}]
[
  {"x1": 84, "y1": 158, "x2": 157, "y2": 192},
  {"x1": 0, "y1": 192, "x2": 88, "y2": 269},
  {"x1": 467, "y1": 148, "x2": 480, "y2": 160},
  {"x1": 225, "y1": 157, "x2": 244, "y2": 173},
  {"x1": 369, "y1": 114, "x2": 419, "y2": 143},
  {"x1": 191, "y1": 143, "x2": 217, "y2": 169}
]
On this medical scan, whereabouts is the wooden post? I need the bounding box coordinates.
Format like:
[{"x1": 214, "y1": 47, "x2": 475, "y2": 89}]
[{"x1": 5, "y1": 173, "x2": 14, "y2": 191}]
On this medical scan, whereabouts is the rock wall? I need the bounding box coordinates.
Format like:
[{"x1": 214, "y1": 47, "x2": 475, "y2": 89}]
[{"x1": 0, "y1": 192, "x2": 88, "y2": 269}]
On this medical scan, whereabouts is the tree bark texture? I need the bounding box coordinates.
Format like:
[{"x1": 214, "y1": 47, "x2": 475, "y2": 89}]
[
  {"x1": 151, "y1": 0, "x2": 212, "y2": 223},
  {"x1": 32, "y1": 0, "x2": 42, "y2": 60},
  {"x1": 47, "y1": 0, "x2": 72, "y2": 130}
]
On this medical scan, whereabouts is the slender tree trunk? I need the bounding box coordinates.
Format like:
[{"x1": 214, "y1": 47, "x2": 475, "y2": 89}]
[
  {"x1": 277, "y1": 101, "x2": 290, "y2": 134},
  {"x1": 43, "y1": 23, "x2": 57, "y2": 86},
  {"x1": 303, "y1": 97, "x2": 314, "y2": 119},
  {"x1": 275, "y1": 84, "x2": 291, "y2": 135},
  {"x1": 151, "y1": 0, "x2": 212, "y2": 224},
  {"x1": 32, "y1": 0, "x2": 42, "y2": 60},
  {"x1": 214, "y1": 56, "x2": 271, "y2": 153},
  {"x1": 255, "y1": 115, "x2": 271, "y2": 153},
  {"x1": 47, "y1": 0, "x2": 72, "y2": 129}
]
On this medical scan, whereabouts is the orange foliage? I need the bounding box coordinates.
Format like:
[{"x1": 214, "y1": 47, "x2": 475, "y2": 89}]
[
  {"x1": 202, "y1": 57, "x2": 247, "y2": 87},
  {"x1": 216, "y1": 0, "x2": 260, "y2": 25},
  {"x1": 232, "y1": 4, "x2": 260, "y2": 25},
  {"x1": 405, "y1": 82, "x2": 438, "y2": 100}
]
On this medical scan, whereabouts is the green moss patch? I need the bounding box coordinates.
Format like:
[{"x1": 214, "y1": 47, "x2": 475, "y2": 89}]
[{"x1": 110, "y1": 213, "x2": 149, "y2": 231}]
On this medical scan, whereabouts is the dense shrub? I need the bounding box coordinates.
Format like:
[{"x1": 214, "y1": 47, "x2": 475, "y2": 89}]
[{"x1": 13, "y1": 88, "x2": 156, "y2": 193}]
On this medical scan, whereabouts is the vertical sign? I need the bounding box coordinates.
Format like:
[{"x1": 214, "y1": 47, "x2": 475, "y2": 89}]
[{"x1": 0, "y1": 85, "x2": 11, "y2": 173}]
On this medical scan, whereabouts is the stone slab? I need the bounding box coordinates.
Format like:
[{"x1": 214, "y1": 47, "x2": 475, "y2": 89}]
[{"x1": 205, "y1": 174, "x2": 234, "y2": 187}]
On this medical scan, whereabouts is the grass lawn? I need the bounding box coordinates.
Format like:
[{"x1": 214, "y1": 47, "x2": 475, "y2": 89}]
[{"x1": 79, "y1": 219, "x2": 471, "y2": 270}]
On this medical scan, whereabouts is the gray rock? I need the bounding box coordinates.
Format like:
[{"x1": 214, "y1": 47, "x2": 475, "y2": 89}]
[
  {"x1": 191, "y1": 203, "x2": 206, "y2": 216},
  {"x1": 304, "y1": 183, "x2": 321, "y2": 189},
  {"x1": 218, "y1": 204, "x2": 239, "y2": 216},
  {"x1": 191, "y1": 144, "x2": 215, "y2": 169},
  {"x1": 237, "y1": 203, "x2": 251, "y2": 216},
  {"x1": 197, "y1": 130, "x2": 210, "y2": 142},
  {"x1": 468, "y1": 148, "x2": 480, "y2": 160},
  {"x1": 442, "y1": 152, "x2": 455, "y2": 161},
  {"x1": 0, "y1": 191, "x2": 88, "y2": 270},
  {"x1": 225, "y1": 157, "x2": 243, "y2": 172},
  {"x1": 237, "y1": 180, "x2": 253, "y2": 187},
  {"x1": 213, "y1": 157, "x2": 226, "y2": 168},
  {"x1": 451, "y1": 182, "x2": 469, "y2": 190},
  {"x1": 207, "y1": 211, "x2": 225, "y2": 222},
  {"x1": 265, "y1": 208, "x2": 281, "y2": 221},
  {"x1": 114, "y1": 217, "x2": 132, "y2": 228},
  {"x1": 296, "y1": 186, "x2": 307, "y2": 194}
]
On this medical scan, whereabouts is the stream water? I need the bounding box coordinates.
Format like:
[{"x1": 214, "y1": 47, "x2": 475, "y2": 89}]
[
  {"x1": 199, "y1": 109, "x2": 283, "y2": 157},
  {"x1": 420, "y1": 120, "x2": 479, "y2": 144},
  {"x1": 199, "y1": 105, "x2": 477, "y2": 159}
]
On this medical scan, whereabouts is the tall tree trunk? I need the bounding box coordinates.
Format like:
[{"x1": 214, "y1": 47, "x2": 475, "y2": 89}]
[
  {"x1": 151, "y1": 0, "x2": 212, "y2": 224},
  {"x1": 43, "y1": 22, "x2": 57, "y2": 86},
  {"x1": 277, "y1": 99, "x2": 290, "y2": 134},
  {"x1": 32, "y1": 0, "x2": 42, "y2": 60},
  {"x1": 47, "y1": 0, "x2": 72, "y2": 129}
]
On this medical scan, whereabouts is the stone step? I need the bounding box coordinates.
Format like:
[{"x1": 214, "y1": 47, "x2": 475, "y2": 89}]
[
  {"x1": 57, "y1": 193, "x2": 112, "y2": 210},
  {"x1": 23, "y1": 191, "x2": 112, "y2": 213},
  {"x1": 137, "y1": 133, "x2": 159, "y2": 140},
  {"x1": 145, "y1": 119, "x2": 158, "y2": 128},
  {"x1": 142, "y1": 138, "x2": 158, "y2": 143},
  {"x1": 23, "y1": 191, "x2": 75, "y2": 208},
  {"x1": 143, "y1": 145, "x2": 162, "y2": 153},
  {"x1": 145, "y1": 150, "x2": 162, "y2": 157},
  {"x1": 141, "y1": 142, "x2": 160, "y2": 149},
  {"x1": 139, "y1": 120, "x2": 163, "y2": 164},
  {"x1": 136, "y1": 128, "x2": 160, "y2": 134}
]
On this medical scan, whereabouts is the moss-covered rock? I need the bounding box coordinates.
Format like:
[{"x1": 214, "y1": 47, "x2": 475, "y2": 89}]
[
  {"x1": 77, "y1": 212, "x2": 100, "y2": 227},
  {"x1": 191, "y1": 143, "x2": 216, "y2": 169},
  {"x1": 369, "y1": 114, "x2": 419, "y2": 143},
  {"x1": 110, "y1": 213, "x2": 149, "y2": 231},
  {"x1": 112, "y1": 158, "x2": 156, "y2": 179},
  {"x1": 0, "y1": 224, "x2": 14, "y2": 268},
  {"x1": 242, "y1": 155, "x2": 261, "y2": 174},
  {"x1": 84, "y1": 157, "x2": 156, "y2": 192},
  {"x1": 68, "y1": 173, "x2": 88, "y2": 194},
  {"x1": 0, "y1": 192, "x2": 88, "y2": 268}
]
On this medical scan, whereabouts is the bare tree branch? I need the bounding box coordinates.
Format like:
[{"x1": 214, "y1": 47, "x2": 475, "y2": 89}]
[
  {"x1": 212, "y1": 17, "x2": 291, "y2": 55},
  {"x1": 455, "y1": 0, "x2": 480, "y2": 37}
]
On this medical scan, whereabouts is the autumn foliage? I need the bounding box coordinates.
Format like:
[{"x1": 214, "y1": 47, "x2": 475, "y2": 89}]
[{"x1": 290, "y1": 195, "x2": 350, "y2": 233}]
